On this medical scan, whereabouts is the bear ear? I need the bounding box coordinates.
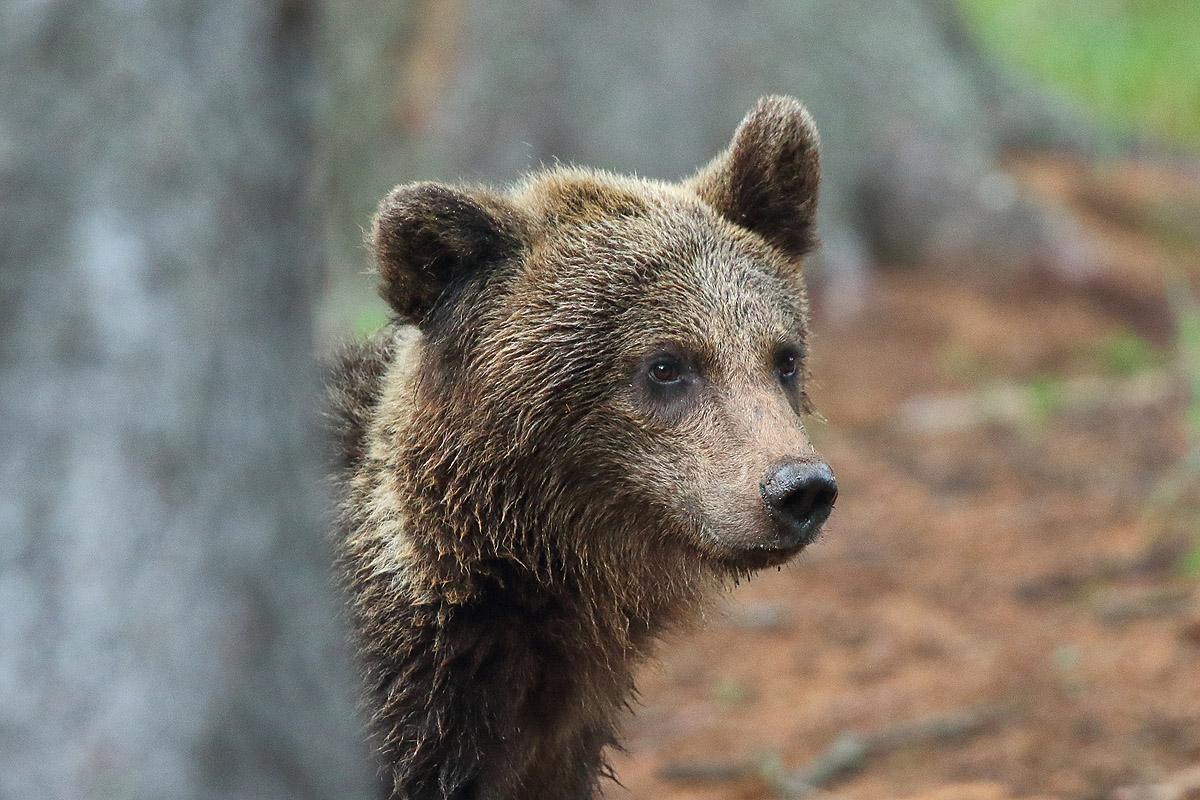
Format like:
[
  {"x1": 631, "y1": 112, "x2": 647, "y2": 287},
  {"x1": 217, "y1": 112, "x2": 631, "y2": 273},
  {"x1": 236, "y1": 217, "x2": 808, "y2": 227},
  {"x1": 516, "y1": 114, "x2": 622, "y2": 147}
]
[
  {"x1": 370, "y1": 182, "x2": 527, "y2": 324},
  {"x1": 691, "y1": 95, "x2": 821, "y2": 260}
]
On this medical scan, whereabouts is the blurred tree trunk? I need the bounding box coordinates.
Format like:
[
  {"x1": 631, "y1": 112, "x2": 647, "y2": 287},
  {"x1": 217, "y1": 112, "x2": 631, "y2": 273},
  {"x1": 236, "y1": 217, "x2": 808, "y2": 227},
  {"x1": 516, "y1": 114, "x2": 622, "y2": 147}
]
[
  {"x1": 325, "y1": 0, "x2": 1097, "y2": 314},
  {"x1": 0, "y1": 2, "x2": 372, "y2": 797}
]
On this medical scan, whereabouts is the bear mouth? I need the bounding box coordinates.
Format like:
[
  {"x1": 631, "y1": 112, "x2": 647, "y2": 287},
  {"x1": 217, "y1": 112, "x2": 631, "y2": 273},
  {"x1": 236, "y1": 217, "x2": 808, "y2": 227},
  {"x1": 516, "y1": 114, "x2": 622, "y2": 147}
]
[
  {"x1": 716, "y1": 521, "x2": 824, "y2": 572},
  {"x1": 726, "y1": 548, "x2": 796, "y2": 572}
]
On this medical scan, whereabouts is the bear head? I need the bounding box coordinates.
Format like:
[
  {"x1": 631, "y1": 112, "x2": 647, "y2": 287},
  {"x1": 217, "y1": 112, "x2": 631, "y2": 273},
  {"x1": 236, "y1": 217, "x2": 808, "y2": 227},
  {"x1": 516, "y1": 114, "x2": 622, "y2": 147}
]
[{"x1": 370, "y1": 96, "x2": 835, "y2": 605}]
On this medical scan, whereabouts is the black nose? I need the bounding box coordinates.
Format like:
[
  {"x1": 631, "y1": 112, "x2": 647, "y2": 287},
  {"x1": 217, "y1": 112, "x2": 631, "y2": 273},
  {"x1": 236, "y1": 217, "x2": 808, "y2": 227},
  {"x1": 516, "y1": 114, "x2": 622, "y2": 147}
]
[{"x1": 761, "y1": 461, "x2": 838, "y2": 536}]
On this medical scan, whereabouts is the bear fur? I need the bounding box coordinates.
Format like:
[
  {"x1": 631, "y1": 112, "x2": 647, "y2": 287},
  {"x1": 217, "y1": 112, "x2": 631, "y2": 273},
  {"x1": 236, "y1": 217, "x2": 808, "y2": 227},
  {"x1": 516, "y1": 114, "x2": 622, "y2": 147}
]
[{"x1": 327, "y1": 96, "x2": 836, "y2": 800}]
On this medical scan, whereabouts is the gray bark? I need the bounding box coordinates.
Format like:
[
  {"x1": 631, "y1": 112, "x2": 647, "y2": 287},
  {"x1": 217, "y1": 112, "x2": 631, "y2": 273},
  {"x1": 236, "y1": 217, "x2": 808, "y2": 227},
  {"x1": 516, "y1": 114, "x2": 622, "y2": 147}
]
[
  {"x1": 323, "y1": 0, "x2": 1097, "y2": 314},
  {"x1": 0, "y1": 2, "x2": 373, "y2": 797}
]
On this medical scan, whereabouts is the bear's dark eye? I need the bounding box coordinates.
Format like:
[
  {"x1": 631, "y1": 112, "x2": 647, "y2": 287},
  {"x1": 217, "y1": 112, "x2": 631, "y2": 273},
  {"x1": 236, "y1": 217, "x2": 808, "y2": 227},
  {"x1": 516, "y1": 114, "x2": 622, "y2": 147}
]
[
  {"x1": 777, "y1": 353, "x2": 797, "y2": 379},
  {"x1": 636, "y1": 351, "x2": 697, "y2": 417},
  {"x1": 649, "y1": 358, "x2": 683, "y2": 384},
  {"x1": 776, "y1": 346, "x2": 804, "y2": 383}
]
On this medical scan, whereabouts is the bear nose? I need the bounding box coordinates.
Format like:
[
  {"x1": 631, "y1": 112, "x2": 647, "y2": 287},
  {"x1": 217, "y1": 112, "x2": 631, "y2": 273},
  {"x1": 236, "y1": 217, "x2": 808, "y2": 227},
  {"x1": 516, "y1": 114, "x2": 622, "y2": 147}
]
[{"x1": 761, "y1": 461, "x2": 838, "y2": 536}]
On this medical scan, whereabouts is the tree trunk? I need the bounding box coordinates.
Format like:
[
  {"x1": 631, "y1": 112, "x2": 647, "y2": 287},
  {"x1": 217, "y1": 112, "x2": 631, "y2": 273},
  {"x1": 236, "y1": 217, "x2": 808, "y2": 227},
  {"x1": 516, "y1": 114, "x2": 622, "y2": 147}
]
[
  {"x1": 0, "y1": 2, "x2": 373, "y2": 797},
  {"x1": 323, "y1": 0, "x2": 1096, "y2": 314}
]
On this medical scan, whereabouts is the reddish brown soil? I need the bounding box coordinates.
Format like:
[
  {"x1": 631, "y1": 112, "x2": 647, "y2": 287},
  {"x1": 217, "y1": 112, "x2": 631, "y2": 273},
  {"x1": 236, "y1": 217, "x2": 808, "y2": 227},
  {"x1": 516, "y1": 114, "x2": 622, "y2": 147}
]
[{"x1": 605, "y1": 158, "x2": 1200, "y2": 800}]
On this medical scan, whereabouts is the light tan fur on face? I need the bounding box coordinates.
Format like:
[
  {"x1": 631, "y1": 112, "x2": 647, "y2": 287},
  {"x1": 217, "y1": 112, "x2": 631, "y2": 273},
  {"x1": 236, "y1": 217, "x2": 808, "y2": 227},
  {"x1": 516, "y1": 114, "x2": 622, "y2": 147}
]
[{"x1": 351, "y1": 326, "x2": 427, "y2": 595}]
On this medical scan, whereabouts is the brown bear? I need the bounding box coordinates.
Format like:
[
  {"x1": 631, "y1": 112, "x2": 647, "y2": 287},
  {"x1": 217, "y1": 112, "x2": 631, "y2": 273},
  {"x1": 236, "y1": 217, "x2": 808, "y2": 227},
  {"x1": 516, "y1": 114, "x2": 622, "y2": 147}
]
[{"x1": 327, "y1": 95, "x2": 837, "y2": 800}]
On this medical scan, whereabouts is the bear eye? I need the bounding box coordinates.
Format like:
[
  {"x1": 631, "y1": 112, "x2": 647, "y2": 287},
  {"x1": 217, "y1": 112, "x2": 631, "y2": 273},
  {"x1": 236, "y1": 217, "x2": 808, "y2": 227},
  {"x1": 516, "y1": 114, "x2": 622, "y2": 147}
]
[
  {"x1": 777, "y1": 353, "x2": 797, "y2": 379},
  {"x1": 649, "y1": 358, "x2": 683, "y2": 384},
  {"x1": 777, "y1": 355, "x2": 796, "y2": 381}
]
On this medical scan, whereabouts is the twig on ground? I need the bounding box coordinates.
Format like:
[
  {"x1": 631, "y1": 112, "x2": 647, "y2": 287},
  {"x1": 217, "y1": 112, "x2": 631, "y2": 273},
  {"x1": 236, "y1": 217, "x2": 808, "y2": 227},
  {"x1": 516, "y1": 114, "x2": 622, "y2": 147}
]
[
  {"x1": 1091, "y1": 586, "x2": 1194, "y2": 623},
  {"x1": 656, "y1": 760, "x2": 756, "y2": 784},
  {"x1": 1015, "y1": 536, "x2": 1192, "y2": 602},
  {"x1": 768, "y1": 706, "x2": 1008, "y2": 799},
  {"x1": 657, "y1": 705, "x2": 1010, "y2": 799},
  {"x1": 1073, "y1": 184, "x2": 1200, "y2": 249}
]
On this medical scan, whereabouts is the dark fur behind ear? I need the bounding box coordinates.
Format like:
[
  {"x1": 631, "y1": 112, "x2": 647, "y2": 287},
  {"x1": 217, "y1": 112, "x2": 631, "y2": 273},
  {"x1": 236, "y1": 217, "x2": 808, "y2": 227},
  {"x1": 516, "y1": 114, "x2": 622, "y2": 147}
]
[
  {"x1": 371, "y1": 183, "x2": 527, "y2": 324},
  {"x1": 692, "y1": 96, "x2": 821, "y2": 259}
]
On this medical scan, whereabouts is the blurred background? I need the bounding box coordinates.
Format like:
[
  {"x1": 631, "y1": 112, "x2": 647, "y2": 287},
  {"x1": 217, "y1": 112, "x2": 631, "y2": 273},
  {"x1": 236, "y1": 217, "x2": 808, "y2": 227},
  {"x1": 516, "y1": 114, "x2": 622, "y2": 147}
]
[{"x1": 2, "y1": 1, "x2": 1199, "y2": 797}]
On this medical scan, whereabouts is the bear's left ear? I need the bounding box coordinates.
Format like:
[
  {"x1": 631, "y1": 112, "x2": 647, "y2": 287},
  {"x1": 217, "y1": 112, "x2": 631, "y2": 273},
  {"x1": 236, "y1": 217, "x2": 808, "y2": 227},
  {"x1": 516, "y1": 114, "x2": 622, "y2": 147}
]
[
  {"x1": 370, "y1": 182, "x2": 528, "y2": 325},
  {"x1": 690, "y1": 96, "x2": 821, "y2": 260}
]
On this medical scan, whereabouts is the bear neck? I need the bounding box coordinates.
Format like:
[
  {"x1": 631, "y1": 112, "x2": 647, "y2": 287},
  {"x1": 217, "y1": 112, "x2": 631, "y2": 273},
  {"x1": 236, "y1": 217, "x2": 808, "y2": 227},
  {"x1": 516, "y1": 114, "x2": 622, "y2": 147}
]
[
  {"x1": 350, "y1": 328, "x2": 716, "y2": 798},
  {"x1": 381, "y1": 511, "x2": 705, "y2": 800},
  {"x1": 358, "y1": 474, "x2": 702, "y2": 799},
  {"x1": 401, "y1": 449, "x2": 706, "y2": 654},
  {"x1": 388, "y1": 449, "x2": 712, "y2": 799}
]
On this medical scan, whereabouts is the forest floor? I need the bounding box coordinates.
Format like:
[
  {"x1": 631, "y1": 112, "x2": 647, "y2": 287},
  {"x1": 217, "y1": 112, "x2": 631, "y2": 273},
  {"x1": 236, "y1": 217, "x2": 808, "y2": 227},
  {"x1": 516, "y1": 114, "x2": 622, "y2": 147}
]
[{"x1": 605, "y1": 156, "x2": 1200, "y2": 800}]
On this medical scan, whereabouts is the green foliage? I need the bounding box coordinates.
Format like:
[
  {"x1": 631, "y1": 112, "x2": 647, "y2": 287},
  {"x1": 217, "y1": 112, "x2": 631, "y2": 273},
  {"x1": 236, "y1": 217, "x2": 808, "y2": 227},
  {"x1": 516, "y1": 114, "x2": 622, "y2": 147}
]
[
  {"x1": 353, "y1": 304, "x2": 390, "y2": 338},
  {"x1": 1180, "y1": 544, "x2": 1200, "y2": 576},
  {"x1": 1095, "y1": 327, "x2": 1162, "y2": 378},
  {"x1": 1026, "y1": 373, "x2": 1064, "y2": 427},
  {"x1": 1170, "y1": 277, "x2": 1200, "y2": 442},
  {"x1": 1168, "y1": 277, "x2": 1200, "y2": 573},
  {"x1": 959, "y1": 0, "x2": 1200, "y2": 146}
]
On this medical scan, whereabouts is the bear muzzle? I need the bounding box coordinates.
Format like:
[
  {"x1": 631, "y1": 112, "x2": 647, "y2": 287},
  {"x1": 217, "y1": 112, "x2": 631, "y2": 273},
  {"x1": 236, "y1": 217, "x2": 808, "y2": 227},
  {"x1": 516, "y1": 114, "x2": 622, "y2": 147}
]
[{"x1": 760, "y1": 460, "x2": 838, "y2": 550}]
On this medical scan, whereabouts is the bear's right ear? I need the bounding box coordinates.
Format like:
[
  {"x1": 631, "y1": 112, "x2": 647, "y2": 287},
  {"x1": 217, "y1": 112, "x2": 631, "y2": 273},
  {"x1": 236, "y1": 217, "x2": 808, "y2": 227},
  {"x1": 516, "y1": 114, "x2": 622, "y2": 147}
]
[
  {"x1": 691, "y1": 96, "x2": 821, "y2": 260},
  {"x1": 370, "y1": 182, "x2": 527, "y2": 325}
]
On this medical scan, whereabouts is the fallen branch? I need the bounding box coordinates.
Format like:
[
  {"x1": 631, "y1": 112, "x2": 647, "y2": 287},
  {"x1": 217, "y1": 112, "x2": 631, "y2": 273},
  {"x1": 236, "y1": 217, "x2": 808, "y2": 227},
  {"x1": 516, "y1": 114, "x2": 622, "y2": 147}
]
[
  {"x1": 656, "y1": 760, "x2": 755, "y2": 784},
  {"x1": 1015, "y1": 536, "x2": 1191, "y2": 602},
  {"x1": 1091, "y1": 586, "x2": 1194, "y2": 624},
  {"x1": 658, "y1": 705, "x2": 1009, "y2": 799},
  {"x1": 768, "y1": 706, "x2": 1008, "y2": 799},
  {"x1": 1073, "y1": 183, "x2": 1200, "y2": 249}
]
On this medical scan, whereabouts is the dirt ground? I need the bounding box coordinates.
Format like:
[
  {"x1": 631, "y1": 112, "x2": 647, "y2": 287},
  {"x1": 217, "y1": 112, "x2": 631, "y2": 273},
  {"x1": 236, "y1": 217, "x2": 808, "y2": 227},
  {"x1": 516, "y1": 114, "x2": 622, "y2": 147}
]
[{"x1": 605, "y1": 157, "x2": 1200, "y2": 800}]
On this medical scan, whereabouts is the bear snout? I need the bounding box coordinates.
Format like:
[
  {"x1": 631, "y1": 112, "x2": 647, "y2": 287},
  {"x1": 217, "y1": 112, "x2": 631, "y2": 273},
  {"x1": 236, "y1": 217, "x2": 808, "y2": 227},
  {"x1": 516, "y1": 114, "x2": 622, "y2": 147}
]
[{"x1": 760, "y1": 460, "x2": 837, "y2": 546}]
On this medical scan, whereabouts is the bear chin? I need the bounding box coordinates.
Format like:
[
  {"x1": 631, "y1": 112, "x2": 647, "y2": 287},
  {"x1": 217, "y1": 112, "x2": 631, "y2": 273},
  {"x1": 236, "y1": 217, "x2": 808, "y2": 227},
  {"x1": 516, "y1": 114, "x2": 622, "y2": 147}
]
[
  {"x1": 703, "y1": 520, "x2": 826, "y2": 573},
  {"x1": 715, "y1": 537, "x2": 816, "y2": 573}
]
